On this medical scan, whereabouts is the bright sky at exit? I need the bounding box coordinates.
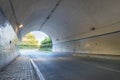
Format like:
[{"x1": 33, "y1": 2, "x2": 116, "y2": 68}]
[{"x1": 30, "y1": 31, "x2": 48, "y2": 44}]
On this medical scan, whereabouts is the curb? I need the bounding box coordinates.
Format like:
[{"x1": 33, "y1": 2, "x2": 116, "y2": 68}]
[{"x1": 30, "y1": 59, "x2": 45, "y2": 80}]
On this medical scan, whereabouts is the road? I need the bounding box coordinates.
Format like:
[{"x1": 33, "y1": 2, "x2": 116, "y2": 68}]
[{"x1": 20, "y1": 50, "x2": 120, "y2": 80}]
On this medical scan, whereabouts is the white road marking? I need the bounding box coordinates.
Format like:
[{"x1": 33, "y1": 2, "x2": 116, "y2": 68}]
[
  {"x1": 96, "y1": 66, "x2": 120, "y2": 73},
  {"x1": 30, "y1": 59, "x2": 45, "y2": 80}
]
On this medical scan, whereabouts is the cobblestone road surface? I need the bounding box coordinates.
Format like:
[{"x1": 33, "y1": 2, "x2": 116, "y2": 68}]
[{"x1": 0, "y1": 56, "x2": 36, "y2": 80}]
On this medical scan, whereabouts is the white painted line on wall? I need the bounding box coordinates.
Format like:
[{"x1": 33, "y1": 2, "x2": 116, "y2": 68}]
[{"x1": 30, "y1": 59, "x2": 45, "y2": 80}]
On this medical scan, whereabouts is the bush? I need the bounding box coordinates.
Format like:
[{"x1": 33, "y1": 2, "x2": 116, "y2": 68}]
[{"x1": 40, "y1": 37, "x2": 52, "y2": 51}]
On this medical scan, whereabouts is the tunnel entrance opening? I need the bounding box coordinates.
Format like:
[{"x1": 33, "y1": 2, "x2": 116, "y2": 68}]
[{"x1": 19, "y1": 31, "x2": 53, "y2": 53}]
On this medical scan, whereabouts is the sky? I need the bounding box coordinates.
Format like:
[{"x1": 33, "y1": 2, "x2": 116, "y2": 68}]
[{"x1": 30, "y1": 31, "x2": 48, "y2": 44}]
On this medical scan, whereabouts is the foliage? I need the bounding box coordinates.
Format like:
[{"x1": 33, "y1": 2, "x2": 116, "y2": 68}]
[
  {"x1": 39, "y1": 48, "x2": 52, "y2": 52},
  {"x1": 19, "y1": 33, "x2": 39, "y2": 49},
  {"x1": 40, "y1": 37, "x2": 52, "y2": 51}
]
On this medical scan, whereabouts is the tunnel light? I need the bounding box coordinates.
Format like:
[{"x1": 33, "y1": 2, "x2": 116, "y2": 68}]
[{"x1": 18, "y1": 24, "x2": 23, "y2": 28}]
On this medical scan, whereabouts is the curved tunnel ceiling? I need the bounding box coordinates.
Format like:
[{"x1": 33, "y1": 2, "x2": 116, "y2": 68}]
[{"x1": 1, "y1": 0, "x2": 120, "y2": 43}]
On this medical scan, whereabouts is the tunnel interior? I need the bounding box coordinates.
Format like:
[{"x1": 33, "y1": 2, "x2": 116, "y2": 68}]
[{"x1": 0, "y1": 0, "x2": 120, "y2": 70}]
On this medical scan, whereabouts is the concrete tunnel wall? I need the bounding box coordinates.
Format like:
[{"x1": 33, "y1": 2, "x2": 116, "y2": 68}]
[
  {"x1": 53, "y1": 31, "x2": 120, "y2": 55},
  {"x1": 0, "y1": 9, "x2": 19, "y2": 70}
]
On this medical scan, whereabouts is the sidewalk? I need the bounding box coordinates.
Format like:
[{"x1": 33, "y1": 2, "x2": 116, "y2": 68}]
[{"x1": 0, "y1": 56, "x2": 36, "y2": 80}]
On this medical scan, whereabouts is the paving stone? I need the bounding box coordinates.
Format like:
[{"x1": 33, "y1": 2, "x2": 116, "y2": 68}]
[{"x1": 0, "y1": 56, "x2": 36, "y2": 80}]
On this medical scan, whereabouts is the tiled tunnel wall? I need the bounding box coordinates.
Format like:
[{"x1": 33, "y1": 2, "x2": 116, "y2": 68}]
[
  {"x1": 0, "y1": 9, "x2": 19, "y2": 70},
  {"x1": 53, "y1": 31, "x2": 120, "y2": 55}
]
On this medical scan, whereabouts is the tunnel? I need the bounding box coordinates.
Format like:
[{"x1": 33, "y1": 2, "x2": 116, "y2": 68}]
[{"x1": 0, "y1": 0, "x2": 120, "y2": 74}]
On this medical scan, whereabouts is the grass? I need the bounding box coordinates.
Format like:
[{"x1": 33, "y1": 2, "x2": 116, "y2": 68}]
[{"x1": 39, "y1": 48, "x2": 52, "y2": 52}]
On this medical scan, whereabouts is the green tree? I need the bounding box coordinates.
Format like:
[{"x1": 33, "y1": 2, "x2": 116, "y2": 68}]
[
  {"x1": 19, "y1": 33, "x2": 39, "y2": 49},
  {"x1": 40, "y1": 37, "x2": 52, "y2": 51}
]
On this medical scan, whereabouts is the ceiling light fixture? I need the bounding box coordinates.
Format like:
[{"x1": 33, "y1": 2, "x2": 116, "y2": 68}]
[{"x1": 18, "y1": 24, "x2": 23, "y2": 28}]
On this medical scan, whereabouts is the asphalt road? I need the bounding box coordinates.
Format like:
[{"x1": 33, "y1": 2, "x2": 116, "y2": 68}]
[{"x1": 20, "y1": 50, "x2": 120, "y2": 80}]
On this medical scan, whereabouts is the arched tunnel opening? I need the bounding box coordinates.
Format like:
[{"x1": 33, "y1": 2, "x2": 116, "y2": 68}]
[
  {"x1": 0, "y1": 0, "x2": 120, "y2": 80},
  {"x1": 19, "y1": 31, "x2": 53, "y2": 54}
]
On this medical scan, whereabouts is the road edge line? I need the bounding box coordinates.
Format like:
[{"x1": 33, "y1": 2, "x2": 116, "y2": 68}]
[
  {"x1": 30, "y1": 59, "x2": 45, "y2": 80},
  {"x1": 96, "y1": 66, "x2": 120, "y2": 73}
]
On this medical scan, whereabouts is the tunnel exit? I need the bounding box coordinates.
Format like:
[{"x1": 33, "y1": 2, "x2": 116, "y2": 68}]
[{"x1": 19, "y1": 31, "x2": 53, "y2": 52}]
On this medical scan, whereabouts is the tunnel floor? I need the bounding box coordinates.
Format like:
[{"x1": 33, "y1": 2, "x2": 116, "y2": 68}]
[
  {"x1": 21, "y1": 49, "x2": 120, "y2": 80},
  {"x1": 0, "y1": 55, "x2": 36, "y2": 80}
]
